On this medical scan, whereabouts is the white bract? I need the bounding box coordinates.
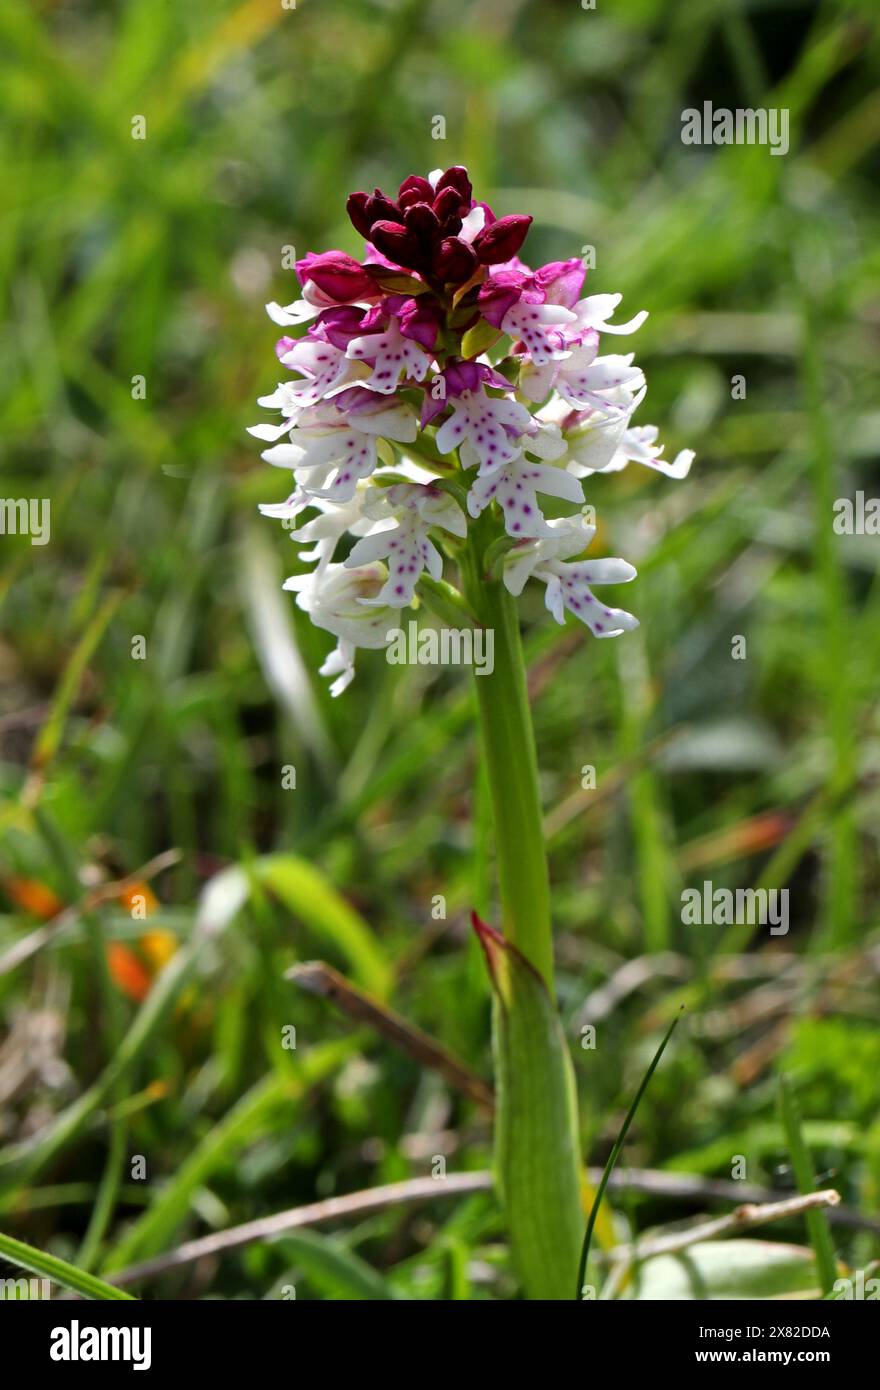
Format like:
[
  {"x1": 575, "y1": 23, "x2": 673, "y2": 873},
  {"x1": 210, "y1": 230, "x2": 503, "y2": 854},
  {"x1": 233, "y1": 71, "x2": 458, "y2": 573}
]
[
  {"x1": 499, "y1": 301, "x2": 578, "y2": 367},
  {"x1": 274, "y1": 339, "x2": 365, "y2": 407},
  {"x1": 521, "y1": 347, "x2": 645, "y2": 413},
  {"x1": 284, "y1": 488, "x2": 378, "y2": 572},
  {"x1": 569, "y1": 292, "x2": 649, "y2": 338},
  {"x1": 594, "y1": 423, "x2": 695, "y2": 479}
]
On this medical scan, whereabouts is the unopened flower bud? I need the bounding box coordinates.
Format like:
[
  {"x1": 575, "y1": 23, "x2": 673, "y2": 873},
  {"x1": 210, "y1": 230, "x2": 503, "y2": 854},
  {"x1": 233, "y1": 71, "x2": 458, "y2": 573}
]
[
  {"x1": 434, "y1": 165, "x2": 473, "y2": 210},
  {"x1": 432, "y1": 236, "x2": 478, "y2": 283},
  {"x1": 369, "y1": 220, "x2": 427, "y2": 271},
  {"x1": 473, "y1": 214, "x2": 533, "y2": 265},
  {"x1": 346, "y1": 191, "x2": 373, "y2": 239},
  {"x1": 296, "y1": 250, "x2": 378, "y2": 304}
]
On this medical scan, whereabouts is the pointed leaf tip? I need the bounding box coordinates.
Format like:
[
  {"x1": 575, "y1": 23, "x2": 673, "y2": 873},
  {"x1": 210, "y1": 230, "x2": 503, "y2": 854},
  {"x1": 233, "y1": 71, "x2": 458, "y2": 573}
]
[
  {"x1": 470, "y1": 910, "x2": 549, "y2": 1002},
  {"x1": 470, "y1": 908, "x2": 502, "y2": 945},
  {"x1": 470, "y1": 909, "x2": 504, "y2": 985}
]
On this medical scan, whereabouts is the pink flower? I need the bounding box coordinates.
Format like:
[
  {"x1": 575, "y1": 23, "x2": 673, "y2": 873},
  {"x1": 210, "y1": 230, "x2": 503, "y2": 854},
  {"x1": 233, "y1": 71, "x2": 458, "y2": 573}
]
[
  {"x1": 420, "y1": 359, "x2": 515, "y2": 428},
  {"x1": 389, "y1": 295, "x2": 443, "y2": 350},
  {"x1": 477, "y1": 260, "x2": 591, "y2": 363},
  {"x1": 531, "y1": 258, "x2": 586, "y2": 307},
  {"x1": 308, "y1": 306, "x2": 378, "y2": 349},
  {"x1": 346, "y1": 166, "x2": 498, "y2": 286},
  {"x1": 477, "y1": 268, "x2": 536, "y2": 327},
  {"x1": 253, "y1": 164, "x2": 692, "y2": 692},
  {"x1": 432, "y1": 236, "x2": 478, "y2": 282},
  {"x1": 369, "y1": 220, "x2": 429, "y2": 273}
]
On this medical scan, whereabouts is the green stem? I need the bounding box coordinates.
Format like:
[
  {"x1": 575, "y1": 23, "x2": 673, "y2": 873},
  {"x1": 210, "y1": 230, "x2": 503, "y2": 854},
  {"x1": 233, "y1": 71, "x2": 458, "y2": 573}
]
[
  {"x1": 460, "y1": 516, "x2": 554, "y2": 988},
  {"x1": 461, "y1": 516, "x2": 583, "y2": 1298}
]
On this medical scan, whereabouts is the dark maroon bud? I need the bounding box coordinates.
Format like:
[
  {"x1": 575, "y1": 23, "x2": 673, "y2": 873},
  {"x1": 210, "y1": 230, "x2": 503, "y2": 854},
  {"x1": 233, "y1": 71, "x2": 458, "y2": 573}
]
[
  {"x1": 365, "y1": 191, "x2": 405, "y2": 226},
  {"x1": 296, "y1": 251, "x2": 379, "y2": 303},
  {"x1": 435, "y1": 165, "x2": 473, "y2": 207},
  {"x1": 398, "y1": 175, "x2": 435, "y2": 205},
  {"x1": 432, "y1": 236, "x2": 478, "y2": 282},
  {"x1": 432, "y1": 186, "x2": 463, "y2": 223},
  {"x1": 370, "y1": 220, "x2": 427, "y2": 270},
  {"x1": 404, "y1": 202, "x2": 441, "y2": 239},
  {"x1": 472, "y1": 213, "x2": 533, "y2": 265},
  {"x1": 346, "y1": 191, "x2": 373, "y2": 239},
  {"x1": 442, "y1": 213, "x2": 463, "y2": 237}
]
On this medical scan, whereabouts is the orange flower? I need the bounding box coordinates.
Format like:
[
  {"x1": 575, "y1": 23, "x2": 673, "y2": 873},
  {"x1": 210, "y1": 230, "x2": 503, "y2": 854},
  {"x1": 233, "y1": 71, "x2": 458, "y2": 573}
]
[
  {"x1": 4, "y1": 876, "x2": 64, "y2": 920},
  {"x1": 107, "y1": 886, "x2": 176, "y2": 1002},
  {"x1": 107, "y1": 943, "x2": 153, "y2": 1002},
  {"x1": 116, "y1": 881, "x2": 159, "y2": 918}
]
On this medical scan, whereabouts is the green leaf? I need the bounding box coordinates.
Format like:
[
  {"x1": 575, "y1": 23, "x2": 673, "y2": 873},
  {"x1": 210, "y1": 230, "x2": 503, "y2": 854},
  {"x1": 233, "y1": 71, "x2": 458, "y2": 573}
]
[
  {"x1": 779, "y1": 1074, "x2": 838, "y2": 1295},
  {"x1": 278, "y1": 1230, "x2": 397, "y2": 1300},
  {"x1": 238, "y1": 524, "x2": 334, "y2": 770},
  {"x1": 620, "y1": 1239, "x2": 823, "y2": 1300},
  {"x1": 253, "y1": 855, "x2": 392, "y2": 999},
  {"x1": 473, "y1": 914, "x2": 582, "y2": 1300},
  {"x1": 363, "y1": 266, "x2": 428, "y2": 295},
  {"x1": 32, "y1": 591, "x2": 123, "y2": 770},
  {"x1": 461, "y1": 319, "x2": 502, "y2": 360},
  {"x1": 0, "y1": 1230, "x2": 133, "y2": 1300}
]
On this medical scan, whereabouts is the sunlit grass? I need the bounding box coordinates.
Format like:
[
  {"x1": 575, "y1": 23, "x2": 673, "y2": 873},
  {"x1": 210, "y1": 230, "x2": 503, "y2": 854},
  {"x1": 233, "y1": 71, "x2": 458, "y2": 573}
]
[{"x1": 0, "y1": 0, "x2": 877, "y2": 1299}]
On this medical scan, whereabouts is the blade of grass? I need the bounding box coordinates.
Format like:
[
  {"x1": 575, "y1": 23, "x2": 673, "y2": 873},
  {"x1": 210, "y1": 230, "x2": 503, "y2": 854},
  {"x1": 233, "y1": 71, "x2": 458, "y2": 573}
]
[
  {"x1": 254, "y1": 855, "x2": 392, "y2": 999},
  {"x1": 617, "y1": 636, "x2": 673, "y2": 952},
  {"x1": 575, "y1": 1007, "x2": 684, "y2": 1300},
  {"x1": 0, "y1": 1230, "x2": 133, "y2": 1300},
  {"x1": 29, "y1": 589, "x2": 124, "y2": 776},
  {"x1": 275, "y1": 1229, "x2": 396, "y2": 1301},
  {"x1": 799, "y1": 283, "x2": 857, "y2": 949},
  {"x1": 778, "y1": 1074, "x2": 838, "y2": 1295},
  {"x1": 103, "y1": 1041, "x2": 353, "y2": 1273}
]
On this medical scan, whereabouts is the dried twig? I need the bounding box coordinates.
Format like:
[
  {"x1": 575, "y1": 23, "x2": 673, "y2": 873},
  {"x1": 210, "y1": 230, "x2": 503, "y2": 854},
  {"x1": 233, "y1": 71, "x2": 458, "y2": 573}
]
[
  {"x1": 113, "y1": 1172, "x2": 493, "y2": 1286},
  {"x1": 575, "y1": 953, "x2": 689, "y2": 1026},
  {"x1": 111, "y1": 1168, "x2": 876, "y2": 1290},
  {"x1": 288, "y1": 961, "x2": 494, "y2": 1111},
  {"x1": 607, "y1": 1188, "x2": 841, "y2": 1265},
  {"x1": 592, "y1": 1168, "x2": 876, "y2": 1235}
]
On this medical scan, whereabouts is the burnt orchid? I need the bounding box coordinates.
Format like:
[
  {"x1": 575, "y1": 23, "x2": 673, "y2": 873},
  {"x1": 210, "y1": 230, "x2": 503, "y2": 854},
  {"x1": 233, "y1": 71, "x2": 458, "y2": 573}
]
[
  {"x1": 252, "y1": 165, "x2": 693, "y2": 698},
  {"x1": 251, "y1": 167, "x2": 693, "y2": 1300}
]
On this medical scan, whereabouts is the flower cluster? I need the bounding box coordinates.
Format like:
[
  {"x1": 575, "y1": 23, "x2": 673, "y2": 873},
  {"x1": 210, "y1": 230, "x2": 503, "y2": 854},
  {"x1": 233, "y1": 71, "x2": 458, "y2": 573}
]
[{"x1": 251, "y1": 167, "x2": 693, "y2": 695}]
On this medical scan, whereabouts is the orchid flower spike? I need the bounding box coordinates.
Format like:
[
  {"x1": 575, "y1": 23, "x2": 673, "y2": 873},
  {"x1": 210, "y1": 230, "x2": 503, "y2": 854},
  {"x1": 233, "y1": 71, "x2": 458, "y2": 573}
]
[{"x1": 250, "y1": 166, "x2": 693, "y2": 693}]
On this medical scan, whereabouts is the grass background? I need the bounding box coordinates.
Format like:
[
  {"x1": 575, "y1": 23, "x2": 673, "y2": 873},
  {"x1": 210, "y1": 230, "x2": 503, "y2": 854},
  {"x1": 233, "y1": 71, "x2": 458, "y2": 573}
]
[{"x1": 0, "y1": 0, "x2": 878, "y2": 1299}]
